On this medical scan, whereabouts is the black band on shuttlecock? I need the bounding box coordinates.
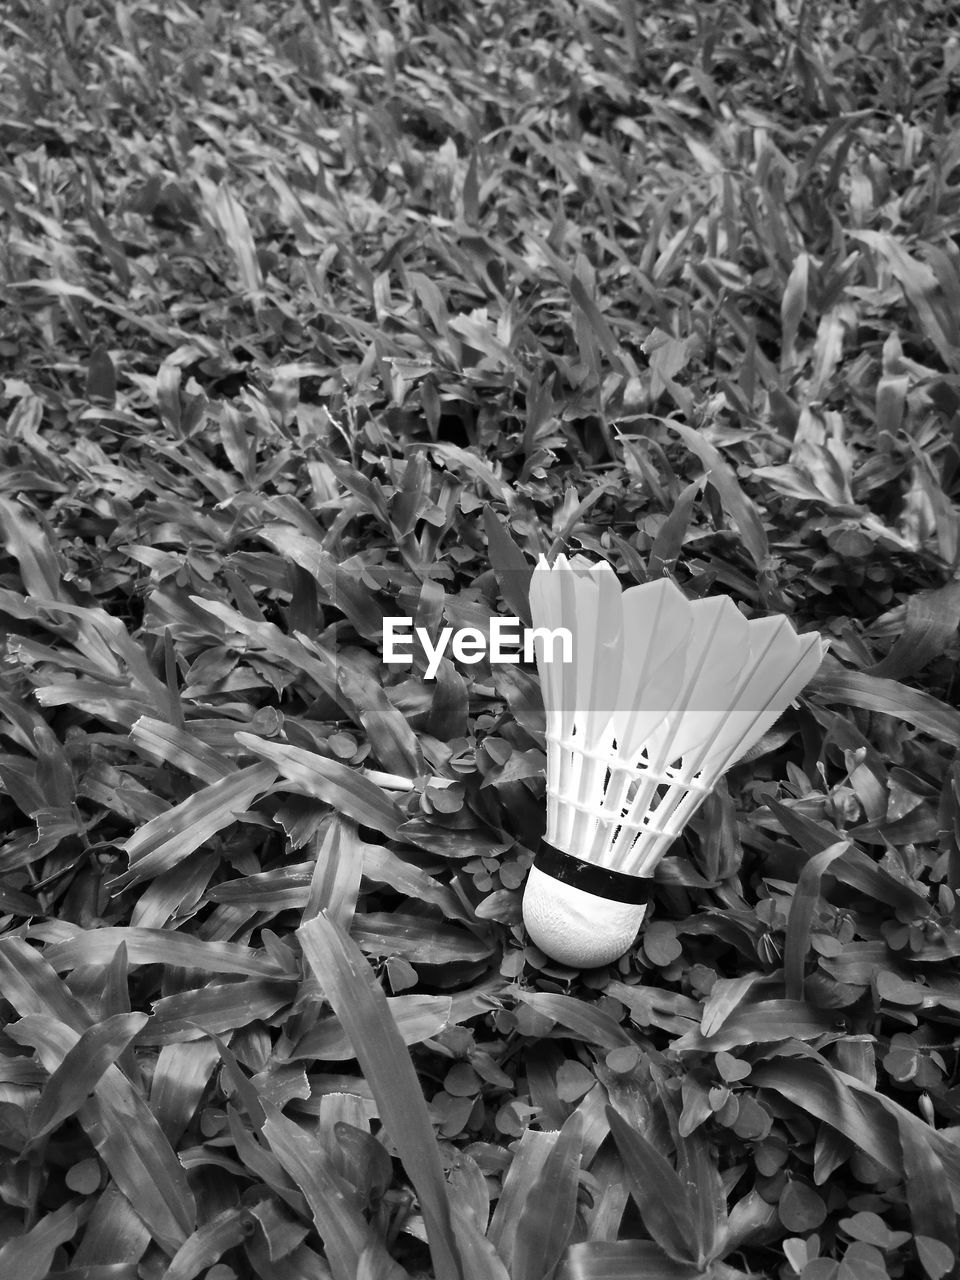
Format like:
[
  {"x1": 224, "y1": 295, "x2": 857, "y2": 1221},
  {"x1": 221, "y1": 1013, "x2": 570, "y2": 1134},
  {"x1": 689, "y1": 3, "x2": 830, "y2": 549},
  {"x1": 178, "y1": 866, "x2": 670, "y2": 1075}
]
[{"x1": 534, "y1": 841, "x2": 656, "y2": 905}]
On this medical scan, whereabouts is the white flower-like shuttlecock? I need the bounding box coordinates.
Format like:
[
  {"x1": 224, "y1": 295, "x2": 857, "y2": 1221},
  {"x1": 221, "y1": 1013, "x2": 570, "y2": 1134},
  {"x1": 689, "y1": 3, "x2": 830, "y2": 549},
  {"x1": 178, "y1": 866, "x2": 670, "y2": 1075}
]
[{"x1": 521, "y1": 555, "x2": 827, "y2": 968}]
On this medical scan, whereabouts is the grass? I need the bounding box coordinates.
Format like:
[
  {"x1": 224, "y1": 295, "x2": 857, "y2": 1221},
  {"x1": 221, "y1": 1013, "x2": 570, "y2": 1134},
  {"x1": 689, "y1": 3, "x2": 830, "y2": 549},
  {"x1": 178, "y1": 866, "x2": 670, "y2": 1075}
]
[{"x1": 1, "y1": 0, "x2": 960, "y2": 1276}]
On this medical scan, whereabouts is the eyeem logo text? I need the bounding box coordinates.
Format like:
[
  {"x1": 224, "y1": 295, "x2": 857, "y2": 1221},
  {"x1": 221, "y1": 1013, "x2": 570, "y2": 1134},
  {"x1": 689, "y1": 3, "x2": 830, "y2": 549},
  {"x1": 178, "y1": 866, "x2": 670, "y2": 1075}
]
[{"x1": 383, "y1": 617, "x2": 572, "y2": 680}]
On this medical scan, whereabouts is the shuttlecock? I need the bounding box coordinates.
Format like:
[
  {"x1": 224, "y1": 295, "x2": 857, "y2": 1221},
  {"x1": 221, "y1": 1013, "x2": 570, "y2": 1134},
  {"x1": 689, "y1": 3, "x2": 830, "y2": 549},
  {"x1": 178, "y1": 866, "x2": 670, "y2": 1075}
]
[{"x1": 522, "y1": 555, "x2": 826, "y2": 967}]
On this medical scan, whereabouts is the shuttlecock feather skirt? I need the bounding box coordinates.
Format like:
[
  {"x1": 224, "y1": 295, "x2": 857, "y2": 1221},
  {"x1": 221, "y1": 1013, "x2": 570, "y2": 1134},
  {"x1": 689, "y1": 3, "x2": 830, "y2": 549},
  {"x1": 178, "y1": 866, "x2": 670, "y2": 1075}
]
[{"x1": 521, "y1": 555, "x2": 826, "y2": 967}]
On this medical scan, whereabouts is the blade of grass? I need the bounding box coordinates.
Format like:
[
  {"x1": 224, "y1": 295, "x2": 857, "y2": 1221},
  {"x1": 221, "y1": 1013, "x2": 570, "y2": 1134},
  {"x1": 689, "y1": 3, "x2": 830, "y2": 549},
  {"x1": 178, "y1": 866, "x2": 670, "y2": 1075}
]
[
  {"x1": 302, "y1": 814, "x2": 364, "y2": 929},
  {"x1": 43, "y1": 926, "x2": 289, "y2": 977},
  {"x1": 7, "y1": 1012, "x2": 195, "y2": 1254},
  {"x1": 298, "y1": 913, "x2": 463, "y2": 1280},
  {"x1": 483, "y1": 506, "x2": 533, "y2": 626},
  {"x1": 28, "y1": 1012, "x2": 148, "y2": 1142},
  {"x1": 812, "y1": 669, "x2": 960, "y2": 749},
  {"x1": 605, "y1": 1106, "x2": 696, "y2": 1265},
  {"x1": 0, "y1": 1203, "x2": 83, "y2": 1280},
  {"x1": 110, "y1": 763, "x2": 279, "y2": 890},
  {"x1": 897, "y1": 1111, "x2": 959, "y2": 1263},
  {"x1": 783, "y1": 840, "x2": 849, "y2": 1001},
  {"x1": 235, "y1": 734, "x2": 404, "y2": 838},
  {"x1": 559, "y1": 1240, "x2": 704, "y2": 1279},
  {"x1": 262, "y1": 1103, "x2": 405, "y2": 1280},
  {"x1": 666, "y1": 422, "x2": 770, "y2": 571},
  {"x1": 487, "y1": 1130, "x2": 557, "y2": 1273},
  {"x1": 512, "y1": 1112, "x2": 584, "y2": 1280}
]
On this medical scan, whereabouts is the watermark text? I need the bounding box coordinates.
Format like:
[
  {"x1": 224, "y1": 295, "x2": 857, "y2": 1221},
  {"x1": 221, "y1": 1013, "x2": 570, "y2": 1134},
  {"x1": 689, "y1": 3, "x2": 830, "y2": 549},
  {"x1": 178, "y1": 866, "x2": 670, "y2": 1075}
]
[{"x1": 383, "y1": 617, "x2": 572, "y2": 679}]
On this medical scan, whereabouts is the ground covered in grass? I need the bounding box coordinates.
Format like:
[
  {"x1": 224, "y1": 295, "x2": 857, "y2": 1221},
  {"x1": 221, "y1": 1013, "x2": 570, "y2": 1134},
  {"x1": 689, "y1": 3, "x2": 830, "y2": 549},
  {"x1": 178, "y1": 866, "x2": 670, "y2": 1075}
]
[{"x1": 2, "y1": 0, "x2": 960, "y2": 1276}]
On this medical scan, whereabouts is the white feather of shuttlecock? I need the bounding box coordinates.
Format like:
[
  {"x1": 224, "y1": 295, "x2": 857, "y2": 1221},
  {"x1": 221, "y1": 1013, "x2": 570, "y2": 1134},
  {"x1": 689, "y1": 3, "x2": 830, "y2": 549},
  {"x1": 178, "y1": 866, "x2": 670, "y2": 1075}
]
[{"x1": 522, "y1": 554, "x2": 827, "y2": 967}]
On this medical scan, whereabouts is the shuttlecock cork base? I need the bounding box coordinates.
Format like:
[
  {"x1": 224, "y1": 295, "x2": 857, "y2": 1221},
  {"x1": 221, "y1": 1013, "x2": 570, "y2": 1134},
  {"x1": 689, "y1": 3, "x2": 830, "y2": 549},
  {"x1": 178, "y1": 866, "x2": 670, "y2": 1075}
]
[
  {"x1": 523, "y1": 842, "x2": 655, "y2": 967},
  {"x1": 521, "y1": 554, "x2": 826, "y2": 969}
]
